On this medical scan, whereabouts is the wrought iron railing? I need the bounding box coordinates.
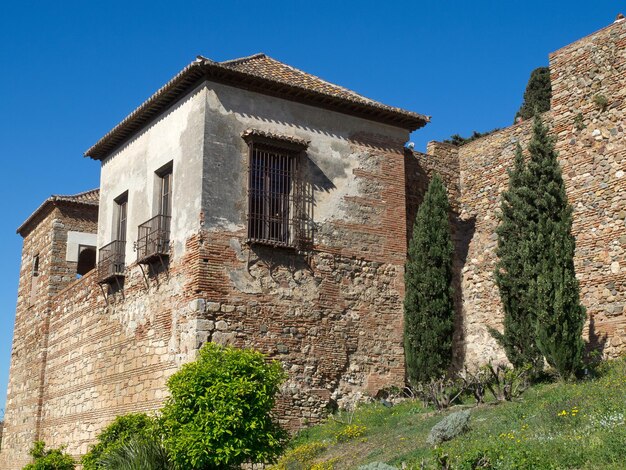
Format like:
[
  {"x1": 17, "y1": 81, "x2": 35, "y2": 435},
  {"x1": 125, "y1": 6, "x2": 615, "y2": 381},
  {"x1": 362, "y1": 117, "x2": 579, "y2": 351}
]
[
  {"x1": 97, "y1": 240, "x2": 126, "y2": 283},
  {"x1": 136, "y1": 214, "x2": 171, "y2": 263}
]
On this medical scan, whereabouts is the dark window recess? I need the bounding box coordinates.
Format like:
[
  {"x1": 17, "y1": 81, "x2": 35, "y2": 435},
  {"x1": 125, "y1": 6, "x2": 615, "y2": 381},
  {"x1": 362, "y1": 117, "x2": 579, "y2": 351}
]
[
  {"x1": 136, "y1": 165, "x2": 172, "y2": 264},
  {"x1": 77, "y1": 247, "x2": 96, "y2": 276},
  {"x1": 32, "y1": 254, "x2": 40, "y2": 277},
  {"x1": 245, "y1": 139, "x2": 313, "y2": 248}
]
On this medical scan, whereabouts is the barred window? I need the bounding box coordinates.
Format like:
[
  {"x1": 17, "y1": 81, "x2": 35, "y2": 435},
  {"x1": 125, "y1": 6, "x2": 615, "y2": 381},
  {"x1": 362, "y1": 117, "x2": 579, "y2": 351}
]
[{"x1": 243, "y1": 130, "x2": 313, "y2": 249}]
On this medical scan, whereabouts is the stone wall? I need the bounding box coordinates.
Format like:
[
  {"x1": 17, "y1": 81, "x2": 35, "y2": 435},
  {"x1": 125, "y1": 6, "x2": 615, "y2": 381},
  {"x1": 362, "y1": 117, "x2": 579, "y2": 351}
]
[
  {"x1": 1, "y1": 130, "x2": 408, "y2": 465},
  {"x1": 1, "y1": 203, "x2": 98, "y2": 469},
  {"x1": 455, "y1": 18, "x2": 626, "y2": 366}
]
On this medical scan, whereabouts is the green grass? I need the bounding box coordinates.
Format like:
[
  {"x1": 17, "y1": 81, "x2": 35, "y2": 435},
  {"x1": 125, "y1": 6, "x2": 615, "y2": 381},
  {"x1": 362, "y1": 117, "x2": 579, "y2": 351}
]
[{"x1": 271, "y1": 358, "x2": 626, "y2": 469}]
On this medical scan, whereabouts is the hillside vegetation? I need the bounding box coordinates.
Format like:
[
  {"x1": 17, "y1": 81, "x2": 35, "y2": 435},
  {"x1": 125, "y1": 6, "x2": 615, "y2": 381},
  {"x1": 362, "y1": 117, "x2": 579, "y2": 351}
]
[{"x1": 272, "y1": 358, "x2": 626, "y2": 469}]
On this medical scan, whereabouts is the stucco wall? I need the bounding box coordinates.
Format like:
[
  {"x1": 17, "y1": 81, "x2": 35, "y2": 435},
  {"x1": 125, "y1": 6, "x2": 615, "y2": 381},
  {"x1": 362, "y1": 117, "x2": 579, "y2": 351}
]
[{"x1": 98, "y1": 83, "x2": 207, "y2": 262}]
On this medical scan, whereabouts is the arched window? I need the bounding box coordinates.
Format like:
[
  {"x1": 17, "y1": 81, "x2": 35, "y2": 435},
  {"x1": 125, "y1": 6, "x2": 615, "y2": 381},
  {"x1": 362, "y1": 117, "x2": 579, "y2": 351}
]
[{"x1": 77, "y1": 246, "x2": 96, "y2": 276}]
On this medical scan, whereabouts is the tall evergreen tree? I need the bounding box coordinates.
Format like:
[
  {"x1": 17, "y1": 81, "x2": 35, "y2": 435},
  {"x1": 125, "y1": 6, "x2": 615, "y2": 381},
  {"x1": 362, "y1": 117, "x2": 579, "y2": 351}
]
[
  {"x1": 491, "y1": 144, "x2": 543, "y2": 373},
  {"x1": 526, "y1": 116, "x2": 586, "y2": 380},
  {"x1": 515, "y1": 67, "x2": 552, "y2": 122},
  {"x1": 404, "y1": 174, "x2": 455, "y2": 385}
]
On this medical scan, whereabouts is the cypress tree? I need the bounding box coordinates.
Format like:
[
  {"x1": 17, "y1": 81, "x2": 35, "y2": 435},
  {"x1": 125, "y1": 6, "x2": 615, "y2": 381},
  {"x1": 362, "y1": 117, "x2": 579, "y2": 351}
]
[
  {"x1": 526, "y1": 116, "x2": 586, "y2": 380},
  {"x1": 492, "y1": 144, "x2": 543, "y2": 373},
  {"x1": 515, "y1": 67, "x2": 552, "y2": 122},
  {"x1": 404, "y1": 174, "x2": 455, "y2": 385}
]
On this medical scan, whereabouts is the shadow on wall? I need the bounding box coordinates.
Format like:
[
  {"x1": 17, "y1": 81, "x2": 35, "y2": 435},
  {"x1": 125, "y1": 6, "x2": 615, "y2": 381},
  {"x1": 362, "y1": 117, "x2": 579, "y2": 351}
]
[
  {"x1": 404, "y1": 150, "x2": 476, "y2": 372},
  {"x1": 587, "y1": 314, "x2": 609, "y2": 360}
]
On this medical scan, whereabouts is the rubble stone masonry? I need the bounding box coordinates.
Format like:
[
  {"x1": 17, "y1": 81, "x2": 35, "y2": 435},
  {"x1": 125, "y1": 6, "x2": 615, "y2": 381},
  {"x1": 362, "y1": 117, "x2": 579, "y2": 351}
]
[{"x1": 456, "y1": 19, "x2": 626, "y2": 365}]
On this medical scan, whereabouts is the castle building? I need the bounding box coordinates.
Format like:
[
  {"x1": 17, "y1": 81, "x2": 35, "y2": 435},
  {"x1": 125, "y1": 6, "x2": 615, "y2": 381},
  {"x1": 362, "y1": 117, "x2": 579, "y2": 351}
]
[{"x1": 2, "y1": 16, "x2": 626, "y2": 468}]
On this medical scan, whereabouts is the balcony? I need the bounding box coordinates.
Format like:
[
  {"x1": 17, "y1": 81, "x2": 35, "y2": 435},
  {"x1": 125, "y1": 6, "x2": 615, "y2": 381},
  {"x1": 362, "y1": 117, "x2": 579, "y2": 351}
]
[
  {"x1": 136, "y1": 214, "x2": 171, "y2": 264},
  {"x1": 96, "y1": 240, "x2": 126, "y2": 284}
]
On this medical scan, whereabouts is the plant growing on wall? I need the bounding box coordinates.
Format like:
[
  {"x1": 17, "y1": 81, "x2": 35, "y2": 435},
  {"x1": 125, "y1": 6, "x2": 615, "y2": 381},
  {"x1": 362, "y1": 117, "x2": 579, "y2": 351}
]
[
  {"x1": 491, "y1": 144, "x2": 543, "y2": 375},
  {"x1": 404, "y1": 174, "x2": 455, "y2": 385},
  {"x1": 23, "y1": 441, "x2": 75, "y2": 470},
  {"x1": 514, "y1": 67, "x2": 552, "y2": 122},
  {"x1": 160, "y1": 343, "x2": 288, "y2": 469},
  {"x1": 525, "y1": 116, "x2": 586, "y2": 380}
]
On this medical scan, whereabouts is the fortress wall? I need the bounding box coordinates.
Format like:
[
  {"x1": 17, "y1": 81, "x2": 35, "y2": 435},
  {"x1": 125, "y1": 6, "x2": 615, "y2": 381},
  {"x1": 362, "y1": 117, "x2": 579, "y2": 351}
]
[
  {"x1": 549, "y1": 19, "x2": 626, "y2": 353},
  {"x1": 34, "y1": 239, "x2": 204, "y2": 461},
  {"x1": 0, "y1": 203, "x2": 98, "y2": 469},
  {"x1": 456, "y1": 19, "x2": 626, "y2": 367}
]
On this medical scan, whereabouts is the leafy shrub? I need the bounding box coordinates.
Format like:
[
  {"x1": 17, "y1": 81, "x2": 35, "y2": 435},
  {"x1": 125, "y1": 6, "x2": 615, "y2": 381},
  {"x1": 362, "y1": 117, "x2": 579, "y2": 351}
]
[
  {"x1": 81, "y1": 413, "x2": 156, "y2": 469},
  {"x1": 97, "y1": 435, "x2": 173, "y2": 470},
  {"x1": 269, "y1": 442, "x2": 327, "y2": 470},
  {"x1": 334, "y1": 424, "x2": 366, "y2": 443},
  {"x1": 357, "y1": 462, "x2": 397, "y2": 470},
  {"x1": 160, "y1": 342, "x2": 288, "y2": 469},
  {"x1": 427, "y1": 410, "x2": 471, "y2": 446},
  {"x1": 23, "y1": 441, "x2": 75, "y2": 470}
]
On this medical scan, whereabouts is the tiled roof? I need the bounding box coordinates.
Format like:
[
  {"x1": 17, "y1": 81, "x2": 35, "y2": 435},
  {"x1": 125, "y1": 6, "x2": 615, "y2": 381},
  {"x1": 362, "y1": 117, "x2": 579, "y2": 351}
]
[
  {"x1": 221, "y1": 53, "x2": 390, "y2": 109},
  {"x1": 17, "y1": 189, "x2": 99, "y2": 236},
  {"x1": 85, "y1": 54, "x2": 429, "y2": 160}
]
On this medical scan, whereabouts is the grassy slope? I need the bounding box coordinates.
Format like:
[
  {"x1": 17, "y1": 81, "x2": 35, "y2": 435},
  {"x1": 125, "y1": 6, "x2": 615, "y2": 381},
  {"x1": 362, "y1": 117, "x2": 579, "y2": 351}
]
[{"x1": 272, "y1": 359, "x2": 626, "y2": 469}]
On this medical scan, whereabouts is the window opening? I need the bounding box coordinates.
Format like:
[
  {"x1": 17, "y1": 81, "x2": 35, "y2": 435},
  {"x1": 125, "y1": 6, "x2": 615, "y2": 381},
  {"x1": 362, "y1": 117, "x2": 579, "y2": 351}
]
[
  {"x1": 33, "y1": 254, "x2": 40, "y2": 277},
  {"x1": 242, "y1": 131, "x2": 313, "y2": 249}
]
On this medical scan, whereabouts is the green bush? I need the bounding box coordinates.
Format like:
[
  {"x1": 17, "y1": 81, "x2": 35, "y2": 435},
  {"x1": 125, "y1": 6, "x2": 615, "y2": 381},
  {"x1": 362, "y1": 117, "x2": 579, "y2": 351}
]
[
  {"x1": 23, "y1": 441, "x2": 75, "y2": 470},
  {"x1": 81, "y1": 413, "x2": 156, "y2": 469},
  {"x1": 160, "y1": 342, "x2": 288, "y2": 469},
  {"x1": 427, "y1": 410, "x2": 471, "y2": 446}
]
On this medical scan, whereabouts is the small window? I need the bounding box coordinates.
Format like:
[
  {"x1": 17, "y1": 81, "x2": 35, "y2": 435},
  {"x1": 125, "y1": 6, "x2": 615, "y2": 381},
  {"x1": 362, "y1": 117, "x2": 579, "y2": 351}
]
[
  {"x1": 76, "y1": 246, "x2": 96, "y2": 277},
  {"x1": 32, "y1": 254, "x2": 40, "y2": 277},
  {"x1": 243, "y1": 131, "x2": 313, "y2": 248}
]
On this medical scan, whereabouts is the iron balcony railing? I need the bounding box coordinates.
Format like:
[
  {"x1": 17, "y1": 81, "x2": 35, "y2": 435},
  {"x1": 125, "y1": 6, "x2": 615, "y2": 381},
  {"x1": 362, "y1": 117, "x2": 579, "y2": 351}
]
[
  {"x1": 97, "y1": 240, "x2": 126, "y2": 284},
  {"x1": 136, "y1": 214, "x2": 171, "y2": 263}
]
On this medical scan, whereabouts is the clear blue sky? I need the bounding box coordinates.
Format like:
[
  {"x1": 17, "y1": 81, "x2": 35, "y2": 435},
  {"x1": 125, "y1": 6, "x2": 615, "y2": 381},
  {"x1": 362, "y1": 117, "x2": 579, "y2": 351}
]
[{"x1": 0, "y1": 0, "x2": 620, "y2": 412}]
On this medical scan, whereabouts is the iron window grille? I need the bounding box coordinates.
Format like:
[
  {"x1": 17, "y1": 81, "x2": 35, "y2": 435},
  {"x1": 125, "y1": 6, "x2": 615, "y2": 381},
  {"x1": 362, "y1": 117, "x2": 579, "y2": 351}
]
[{"x1": 243, "y1": 130, "x2": 313, "y2": 249}]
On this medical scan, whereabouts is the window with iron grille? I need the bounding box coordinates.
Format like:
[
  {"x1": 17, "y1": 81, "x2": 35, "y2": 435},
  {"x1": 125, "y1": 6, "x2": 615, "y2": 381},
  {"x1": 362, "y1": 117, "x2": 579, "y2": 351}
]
[{"x1": 243, "y1": 130, "x2": 313, "y2": 249}]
